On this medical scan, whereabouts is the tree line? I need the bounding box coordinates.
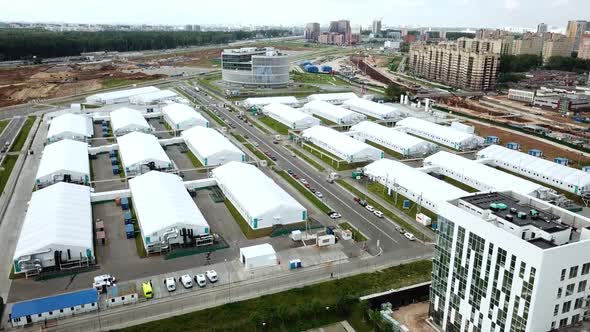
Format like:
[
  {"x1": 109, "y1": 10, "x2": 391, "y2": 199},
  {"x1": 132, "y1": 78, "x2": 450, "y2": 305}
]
[
  {"x1": 500, "y1": 54, "x2": 590, "y2": 73},
  {"x1": 0, "y1": 29, "x2": 289, "y2": 61}
]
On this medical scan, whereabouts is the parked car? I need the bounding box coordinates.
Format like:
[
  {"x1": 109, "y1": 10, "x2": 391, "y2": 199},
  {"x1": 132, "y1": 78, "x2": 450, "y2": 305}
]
[
  {"x1": 358, "y1": 199, "x2": 368, "y2": 207},
  {"x1": 205, "y1": 270, "x2": 218, "y2": 283},
  {"x1": 293, "y1": 174, "x2": 299, "y2": 179},
  {"x1": 142, "y1": 281, "x2": 153, "y2": 299},
  {"x1": 353, "y1": 197, "x2": 360, "y2": 203},
  {"x1": 271, "y1": 156, "x2": 277, "y2": 161},
  {"x1": 180, "y1": 274, "x2": 193, "y2": 289},
  {"x1": 374, "y1": 210, "x2": 384, "y2": 218},
  {"x1": 396, "y1": 226, "x2": 406, "y2": 234},
  {"x1": 287, "y1": 169, "x2": 293, "y2": 174},
  {"x1": 404, "y1": 232, "x2": 416, "y2": 241},
  {"x1": 304, "y1": 183, "x2": 311, "y2": 189},
  {"x1": 300, "y1": 179, "x2": 308, "y2": 185},
  {"x1": 315, "y1": 191, "x2": 324, "y2": 198},
  {"x1": 194, "y1": 274, "x2": 206, "y2": 287},
  {"x1": 253, "y1": 142, "x2": 259, "y2": 147},
  {"x1": 327, "y1": 211, "x2": 342, "y2": 219},
  {"x1": 93, "y1": 274, "x2": 116, "y2": 291},
  {"x1": 272, "y1": 140, "x2": 278, "y2": 144},
  {"x1": 164, "y1": 277, "x2": 176, "y2": 292},
  {"x1": 365, "y1": 205, "x2": 375, "y2": 212}
]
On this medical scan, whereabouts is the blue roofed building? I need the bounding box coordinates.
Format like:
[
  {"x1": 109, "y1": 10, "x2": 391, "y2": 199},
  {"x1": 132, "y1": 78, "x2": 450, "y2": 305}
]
[{"x1": 10, "y1": 288, "x2": 98, "y2": 327}]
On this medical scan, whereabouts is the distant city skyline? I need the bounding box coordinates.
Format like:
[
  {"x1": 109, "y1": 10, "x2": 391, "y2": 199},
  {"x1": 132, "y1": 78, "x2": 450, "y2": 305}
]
[{"x1": 1, "y1": 0, "x2": 588, "y2": 30}]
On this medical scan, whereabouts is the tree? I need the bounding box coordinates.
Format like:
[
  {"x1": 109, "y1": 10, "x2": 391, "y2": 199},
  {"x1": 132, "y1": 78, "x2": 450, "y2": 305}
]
[
  {"x1": 544, "y1": 56, "x2": 590, "y2": 72},
  {"x1": 499, "y1": 54, "x2": 542, "y2": 73},
  {"x1": 384, "y1": 84, "x2": 406, "y2": 102}
]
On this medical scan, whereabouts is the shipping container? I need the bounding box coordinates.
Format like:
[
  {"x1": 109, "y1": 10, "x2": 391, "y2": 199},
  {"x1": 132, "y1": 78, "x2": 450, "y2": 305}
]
[
  {"x1": 506, "y1": 142, "x2": 520, "y2": 150},
  {"x1": 125, "y1": 224, "x2": 135, "y2": 239},
  {"x1": 528, "y1": 149, "x2": 543, "y2": 157},
  {"x1": 554, "y1": 157, "x2": 569, "y2": 166},
  {"x1": 121, "y1": 197, "x2": 129, "y2": 210}
]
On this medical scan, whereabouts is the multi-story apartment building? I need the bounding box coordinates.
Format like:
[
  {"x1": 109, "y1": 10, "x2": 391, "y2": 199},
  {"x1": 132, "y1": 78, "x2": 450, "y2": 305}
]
[
  {"x1": 430, "y1": 190, "x2": 590, "y2": 331},
  {"x1": 304, "y1": 23, "x2": 320, "y2": 42},
  {"x1": 579, "y1": 33, "x2": 590, "y2": 60},
  {"x1": 542, "y1": 34, "x2": 574, "y2": 62},
  {"x1": 566, "y1": 20, "x2": 589, "y2": 52},
  {"x1": 329, "y1": 20, "x2": 352, "y2": 45},
  {"x1": 457, "y1": 37, "x2": 513, "y2": 55},
  {"x1": 537, "y1": 23, "x2": 548, "y2": 34},
  {"x1": 372, "y1": 20, "x2": 382, "y2": 35},
  {"x1": 511, "y1": 33, "x2": 544, "y2": 56},
  {"x1": 408, "y1": 41, "x2": 500, "y2": 91}
]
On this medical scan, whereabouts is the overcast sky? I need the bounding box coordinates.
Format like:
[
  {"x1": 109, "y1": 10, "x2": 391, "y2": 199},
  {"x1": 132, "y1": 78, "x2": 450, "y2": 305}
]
[{"x1": 1, "y1": 0, "x2": 588, "y2": 29}]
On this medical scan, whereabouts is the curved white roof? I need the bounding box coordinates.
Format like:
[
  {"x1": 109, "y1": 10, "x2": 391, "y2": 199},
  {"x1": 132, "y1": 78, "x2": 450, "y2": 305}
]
[
  {"x1": 86, "y1": 86, "x2": 160, "y2": 104},
  {"x1": 14, "y1": 183, "x2": 92, "y2": 259},
  {"x1": 162, "y1": 103, "x2": 208, "y2": 127},
  {"x1": 244, "y1": 96, "x2": 298, "y2": 107},
  {"x1": 425, "y1": 151, "x2": 550, "y2": 196},
  {"x1": 36, "y1": 139, "x2": 89, "y2": 180},
  {"x1": 110, "y1": 107, "x2": 150, "y2": 133},
  {"x1": 342, "y1": 98, "x2": 402, "y2": 119},
  {"x1": 396, "y1": 117, "x2": 481, "y2": 149},
  {"x1": 302, "y1": 125, "x2": 383, "y2": 162},
  {"x1": 212, "y1": 162, "x2": 305, "y2": 219},
  {"x1": 307, "y1": 92, "x2": 358, "y2": 103},
  {"x1": 129, "y1": 171, "x2": 209, "y2": 236},
  {"x1": 129, "y1": 89, "x2": 177, "y2": 104},
  {"x1": 47, "y1": 113, "x2": 93, "y2": 140},
  {"x1": 262, "y1": 103, "x2": 320, "y2": 129},
  {"x1": 117, "y1": 132, "x2": 171, "y2": 168},
  {"x1": 181, "y1": 126, "x2": 244, "y2": 160},
  {"x1": 350, "y1": 121, "x2": 436, "y2": 156},
  {"x1": 302, "y1": 100, "x2": 366, "y2": 124}
]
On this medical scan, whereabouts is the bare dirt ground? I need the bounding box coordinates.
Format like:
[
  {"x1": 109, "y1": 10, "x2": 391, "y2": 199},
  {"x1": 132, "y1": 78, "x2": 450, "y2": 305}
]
[{"x1": 391, "y1": 302, "x2": 435, "y2": 332}]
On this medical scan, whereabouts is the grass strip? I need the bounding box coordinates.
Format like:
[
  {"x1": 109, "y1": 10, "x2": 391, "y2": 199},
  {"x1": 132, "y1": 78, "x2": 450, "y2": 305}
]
[
  {"x1": 302, "y1": 143, "x2": 367, "y2": 171},
  {"x1": 286, "y1": 146, "x2": 325, "y2": 171},
  {"x1": 0, "y1": 119, "x2": 8, "y2": 136},
  {"x1": 9, "y1": 116, "x2": 35, "y2": 152},
  {"x1": 243, "y1": 143, "x2": 274, "y2": 166},
  {"x1": 440, "y1": 176, "x2": 479, "y2": 193},
  {"x1": 0, "y1": 155, "x2": 18, "y2": 194},
  {"x1": 224, "y1": 198, "x2": 272, "y2": 239},
  {"x1": 258, "y1": 116, "x2": 290, "y2": 135},
  {"x1": 365, "y1": 140, "x2": 405, "y2": 160},
  {"x1": 185, "y1": 150, "x2": 207, "y2": 173},
  {"x1": 230, "y1": 133, "x2": 247, "y2": 143},
  {"x1": 339, "y1": 222, "x2": 367, "y2": 242},
  {"x1": 277, "y1": 170, "x2": 331, "y2": 214},
  {"x1": 248, "y1": 116, "x2": 271, "y2": 134}
]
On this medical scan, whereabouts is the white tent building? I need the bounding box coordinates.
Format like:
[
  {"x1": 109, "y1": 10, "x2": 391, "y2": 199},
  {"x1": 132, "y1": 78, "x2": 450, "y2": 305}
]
[
  {"x1": 307, "y1": 92, "x2": 358, "y2": 105},
  {"x1": 47, "y1": 113, "x2": 93, "y2": 143},
  {"x1": 110, "y1": 107, "x2": 151, "y2": 136},
  {"x1": 424, "y1": 151, "x2": 557, "y2": 200},
  {"x1": 86, "y1": 86, "x2": 160, "y2": 105},
  {"x1": 239, "y1": 243, "x2": 277, "y2": 269},
  {"x1": 35, "y1": 139, "x2": 90, "y2": 189},
  {"x1": 13, "y1": 182, "x2": 93, "y2": 275},
  {"x1": 262, "y1": 103, "x2": 320, "y2": 130},
  {"x1": 302, "y1": 100, "x2": 366, "y2": 125},
  {"x1": 363, "y1": 159, "x2": 468, "y2": 213},
  {"x1": 181, "y1": 127, "x2": 245, "y2": 166},
  {"x1": 301, "y1": 126, "x2": 384, "y2": 163},
  {"x1": 395, "y1": 117, "x2": 483, "y2": 151},
  {"x1": 342, "y1": 98, "x2": 402, "y2": 120},
  {"x1": 212, "y1": 162, "x2": 307, "y2": 229},
  {"x1": 129, "y1": 171, "x2": 210, "y2": 253},
  {"x1": 129, "y1": 89, "x2": 178, "y2": 105},
  {"x1": 477, "y1": 144, "x2": 590, "y2": 196},
  {"x1": 350, "y1": 121, "x2": 437, "y2": 158},
  {"x1": 117, "y1": 132, "x2": 172, "y2": 176},
  {"x1": 162, "y1": 103, "x2": 209, "y2": 131},
  {"x1": 243, "y1": 96, "x2": 299, "y2": 108}
]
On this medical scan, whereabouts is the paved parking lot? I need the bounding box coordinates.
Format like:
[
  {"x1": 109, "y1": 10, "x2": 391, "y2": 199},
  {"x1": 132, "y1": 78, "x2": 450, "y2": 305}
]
[
  {"x1": 91, "y1": 153, "x2": 128, "y2": 192},
  {"x1": 165, "y1": 143, "x2": 209, "y2": 181}
]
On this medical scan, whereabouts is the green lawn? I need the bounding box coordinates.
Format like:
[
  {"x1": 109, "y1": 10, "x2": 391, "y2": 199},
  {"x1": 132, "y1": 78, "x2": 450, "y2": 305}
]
[
  {"x1": 311, "y1": 114, "x2": 338, "y2": 126},
  {"x1": 224, "y1": 198, "x2": 272, "y2": 239},
  {"x1": 248, "y1": 116, "x2": 271, "y2": 134},
  {"x1": 186, "y1": 151, "x2": 207, "y2": 173},
  {"x1": 9, "y1": 116, "x2": 35, "y2": 152},
  {"x1": 302, "y1": 143, "x2": 367, "y2": 171},
  {"x1": 440, "y1": 176, "x2": 479, "y2": 193},
  {"x1": 277, "y1": 170, "x2": 332, "y2": 214},
  {"x1": 291, "y1": 72, "x2": 350, "y2": 86},
  {"x1": 243, "y1": 143, "x2": 274, "y2": 166},
  {"x1": 230, "y1": 133, "x2": 247, "y2": 143},
  {"x1": 202, "y1": 108, "x2": 225, "y2": 127},
  {"x1": 128, "y1": 203, "x2": 147, "y2": 258},
  {"x1": 336, "y1": 180, "x2": 431, "y2": 241},
  {"x1": 286, "y1": 146, "x2": 325, "y2": 172},
  {"x1": 365, "y1": 140, "x2": 404, "y2": 160},
  {"x1": 0, "y1": 119, "x2": 9, "y2": 135},
  {"x1": 339, "y1": 222, "x2": 367, "y2": 242},
  {"x1": 258, "y1": 116, "x2": 290, "y2": 135},
  {"x1": 0, "y1": 155, "x2": 18, "y2": 194},
  {"x1": 120, "y1": 260, "x2": 432, "y2": 332},
  {"x1": 102, "y1": 78, "x2": 139, "y2": 89}
]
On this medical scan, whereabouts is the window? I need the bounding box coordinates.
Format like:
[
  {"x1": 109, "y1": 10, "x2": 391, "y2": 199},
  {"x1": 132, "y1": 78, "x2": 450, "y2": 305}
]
[
  {"x1": 570, "y1": 266, "x2": 579, "y2": 279},
  {"x1": 551, "y1": 321, "x2": 556, "y2": 329},
  {"x1": 70, "y1": 307, "x2": 74, "y2": 311},
  {"x1": 559, "y1": 318, "x2": 568, "y2": 328},
  {"x1": 582, "y1": 263, "x2": 590, "y2": 275},
  {"x1": 567, "y1": 284, "x2": 575, "y2": 296},
  {"x1": 563, "y1": 301, "x2": 572, "y2": 314},
  {"x1": 111, "y1": 299, "x2": 115, "y2": 303},
  {"x1": 558, "y1": 287, "x2": 563, "y2": 298},
  {"x1": 59, "y1": 309, "x2": 63, "y2": 313},
  {"x1": 572, "y1": 314, "x2": 580, "y2": 325},
  {"x1": 49, "y1": 311, "x2": 53, "y2": 315},
  {"x1": 575, "y1": 297, "x2": 584, "y2": 309},
  {"x1": 81, "y1": 304, "x2": 85, "y2": 308},
  {"x1": 554, "y1": 304, "x2": 560, "y2": 316},
  {"x1": 91, "y1": 303, "x2": 95, "y2": 307},
  {"x1": 579, "y1": 280, "x2": 587, "y2": 293},
  {"x1": 38, "y1": 314, "x2": 42, "y2": 318},
  {"x1": 562, "y1": 269, "x2": 567, "y2": 281}
]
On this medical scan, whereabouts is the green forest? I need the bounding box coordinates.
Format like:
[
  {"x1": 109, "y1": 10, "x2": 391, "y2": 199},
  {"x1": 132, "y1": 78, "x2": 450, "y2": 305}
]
[{"x1": 0, "y1": 29, "x2": 289, "y2": 61}]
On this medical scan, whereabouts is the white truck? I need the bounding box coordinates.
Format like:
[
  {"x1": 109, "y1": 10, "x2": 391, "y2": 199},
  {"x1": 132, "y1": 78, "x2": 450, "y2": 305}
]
[{"x1": 326, "y1": 172, "x2": 340, "y2": 183}]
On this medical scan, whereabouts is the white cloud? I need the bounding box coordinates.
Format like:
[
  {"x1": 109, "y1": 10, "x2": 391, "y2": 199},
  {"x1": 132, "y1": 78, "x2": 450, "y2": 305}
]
[{"x1": 504, "y1": 0, "x2": 520, "y2": 9}]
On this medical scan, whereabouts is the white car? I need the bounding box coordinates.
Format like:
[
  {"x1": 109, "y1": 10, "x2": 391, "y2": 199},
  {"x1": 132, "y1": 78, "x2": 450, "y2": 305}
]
[
  {"x1": 253, "y1": 142, "x2": 259, "y2": 147},
  {"x1": 194, "y1": 274, "x2": 207, "y2": 287},
  {"x1": 164, "y1": 277, "x2": 176, "y2": 292},
  {"x1": 328, "y1": 211, "x2": 341, "y2": 219},
  {"x1": 205, "y1": 270, "x2": 218, "y2": 283},
  {"x1": 179, "y1": 274, "x2": 193, "y2": 289},
  {"x1": 300, "y1": 179, "x2": 308, "y2": 185},
  {"x1": 404, "y1": 232, "x2": 416, "y2": 241},
  {"x1": 93, "y1": 274, "x2": 116, "y2": 291},
  {"x1": 365, "y1": 205, "x2": 375, "y2": 212},
  {"x1": 315, "y1": 191, "x2": 323, "y2": 198},
  {"x1": 373, "y1": 210, "x2": 384, "y2": 218}
]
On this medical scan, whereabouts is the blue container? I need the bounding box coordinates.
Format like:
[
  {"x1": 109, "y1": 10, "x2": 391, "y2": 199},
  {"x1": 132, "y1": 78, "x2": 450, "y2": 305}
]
[
  {"x1": 485, "y1": 135, "x2": 499, "y2": 144},
  {"x1": 289, "y1": 261, "x2": 296, "y2": 269},
  {"x1": 528, "y1": 149, "x2": 543, "y2": 157},
  {"x1": 583, "y1": 166, "x2": 590, "y2": 173},
  {"x1": 506, "y1": 142, "x2": 520, "y2": 150},
  {"x1": 124, "y1": 211, "x2": 132, "y2": 224},
  {"x1": 121, "y1": 197, "x2": 129, "y2": 210},
  {"x1": 554, "y1": 157, "x2": 569, "y2": 166},
  {"x1": 403, "y1": 200, "x2": 410, "y2": 209},
  {"x1": 102, "y1": 120, "x2": 108, "y2": 126},
  {"x1": 109, "y1": 150, "x2": 116, "y2": 158},
  {"x1": 110, "y1": 157, "x2": 118, "y2": 165},
  {"x1": 305, "y1": 65, "x2": 319, "y2": 73},
  {"x1": 112, "y1": 166, "x2": 120, "y2": 175},
  {"x1": 297, "y1": 260, "x2": 302, "y2": 268},
  {"x1": 325, "y1": 226, "x2": 335, "y2": 235},
  {"x1": 301, "y1": 60, "x2": 312, "y2": 66},
  {"x1": 125, "y1": 224, "x2": 135, "y2": 239},
  {"x1": 321, "y1": 65, "x2": 332, "y2": 72}
]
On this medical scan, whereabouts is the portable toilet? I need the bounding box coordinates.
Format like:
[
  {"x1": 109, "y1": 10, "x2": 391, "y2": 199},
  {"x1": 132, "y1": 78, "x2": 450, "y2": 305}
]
[
  {"x1": 109, "y1": 150, "x2": 116, "y2": 158},
  {"x1": 110, "y1": 157, "x2": 118, "y2": 165},
  {"x1": 112, "y1": 166, "x2": 120, "y2": 175},
  {"x1": 485, "y1": 136, "x2": 500, "y2": 144},
  {"x1": 403, "y1": 200, "x2": 410, "y2": 209},
  {"x1": 125, "y1": 224, "x2": 135, "y2": 239},
  {"x1": 554, "y1": 157, "x2": 569, "y2": 166},
  {"x1": 506, "y1": 142, "x2": 520, "y2": 150},
  {"x1": 528, "y1": 149, "x2": 543, "y2": 157},
  {"x1": 124, "y1": 211, "x2": 132, "y2": 224},
  {"x1": 583, "y1": 166, "x2": 590, "y2": 173},
  {"x1": 121, "y1": 197, "x2": 129, "y2": 210},
  {"x1": 321, "y1": 65, "x2": 333, "y2": 73},
  {"x1": 102, "y1": 120, "x2": 108, "y2": 126}
]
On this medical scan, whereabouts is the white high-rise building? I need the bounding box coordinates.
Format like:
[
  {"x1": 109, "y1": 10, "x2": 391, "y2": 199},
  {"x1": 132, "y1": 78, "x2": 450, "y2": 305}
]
[{"x1": 430, "y1": 191, "x2": 590, "y2": 331}]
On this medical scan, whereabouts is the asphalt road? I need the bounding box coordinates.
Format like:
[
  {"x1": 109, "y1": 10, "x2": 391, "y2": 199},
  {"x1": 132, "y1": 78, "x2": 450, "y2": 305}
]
[
  {"x1": 178, "y1": 83, "x2": 424, "y2": 254},
  {"x1": 0, "y1": 116, "x2": 25, "y2": 164}
]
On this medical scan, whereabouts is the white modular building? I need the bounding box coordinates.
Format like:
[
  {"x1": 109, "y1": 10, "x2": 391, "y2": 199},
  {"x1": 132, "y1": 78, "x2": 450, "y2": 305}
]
[
  {"x1": 301, "y1": 125, "x2": 384, "y2": 163},
  {"x1": 35, "y1": 139, "x2": 90, "y2": 189},
  {"x1": 350, "y1": 121, "x2": 437, "y2": 157},
  {"x1": 424, "y1": 151, "x2": 557, "y2": 199},
  {"x1": 243, "y1": 96, "x2": 299, "y2": 108},
  {"x1": 307, "y1": 92, "x2": 359, "y2": 105},
  {"x1": 46, "y1": 113, "x2": 93, "y2": 143},
  {"x1": 363, "y1": 159, "x2": 468, "y2": 213},
  {"x1": 302, "y1": 100, "x2": 366, "y2": 125},
  {"x1": 239, "y1": 243, "x2": 278, "y2": 269},
  {"x1": 129, "y1": 171, "x2": 210, "y2": 253},
  {"x1": 262, "y1": 103, "x2": 320, "y2": 130},
  {"x1": 395, "y1": 117, "x2": 483, "y2": 151},
  {"x1": 129, "y1": 89, "x2": 178, "y2": 105},
  {"x1": 110, "y1": 107, "x2": 151, "y2": 136},
  {"x1": 117, "y1": 132, "x2": 172, "y2": 176},
  {"x1": 181, "y1": 127, "x2": 245, "y2": 166},
  {"x1": 162, "y1": 103, "x2": 209, "y2": 131},
  {"x1": 86, "y1": 86, "x2": 160, "y2": 105},
  {"x1": 342, "y1": 98, "x2": 402, "y2": 120},
  {"x1": 212, "y1": 162, "x2": 307, "y2": 229},
  {"x1": 13, "y1": 182, "x2": 94, "y2": 275},
  {"x1": 477, "y1": 144, "x2": 590, "y2": 196}
]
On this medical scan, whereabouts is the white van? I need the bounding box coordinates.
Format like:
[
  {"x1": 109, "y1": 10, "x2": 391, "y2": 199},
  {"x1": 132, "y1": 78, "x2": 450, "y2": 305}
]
[
  {"x1": 205, "y1": 270, "x2": 218, "y2": 283},
  {"x1": 180, "y1": 275, "x2": 193, "y2": 289},
  {"x1": 194, "y1": 274, "x2": 206, "y2": 287},
  {"x1": 164, "y1": 277, "x2": 176, "y2": 292}
]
